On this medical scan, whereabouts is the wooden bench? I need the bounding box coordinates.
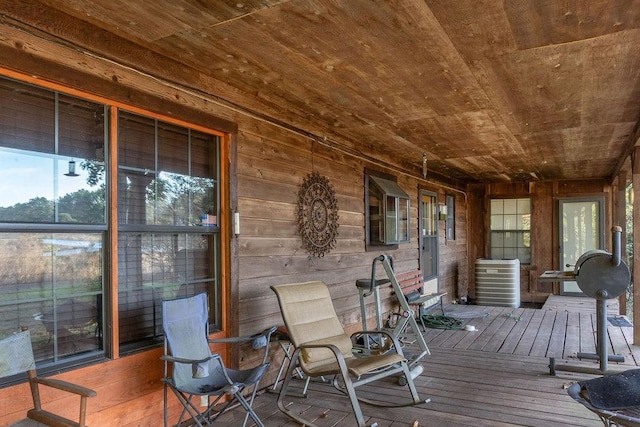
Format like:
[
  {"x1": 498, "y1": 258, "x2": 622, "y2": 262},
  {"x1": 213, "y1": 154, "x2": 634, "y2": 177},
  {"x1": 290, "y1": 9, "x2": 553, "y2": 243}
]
[{"x1": 394, "y1": 269, "x2": 446, "y2": 331}]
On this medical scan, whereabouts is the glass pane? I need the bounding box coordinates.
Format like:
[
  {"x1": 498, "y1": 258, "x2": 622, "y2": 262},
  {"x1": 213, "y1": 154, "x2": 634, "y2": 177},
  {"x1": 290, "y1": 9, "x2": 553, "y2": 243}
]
[
  {"x1": 0, "y1": 78, "x2": 55, "y2": 154},
  {"x1": 503, "y1": 214, "x2": 517, "y2": 230},
  {"x1": 0, "y1": 232, "x2": 103, "y2": 363},
  {"x1": 503, "y1": 231, "x2": 517, "y2": 247},
  {"x1": 490, "y1": 199, "x2": 503, "y2": 214},
  {"x1": 490, "y1": 214, "x2": 504, "y2": 230},
  {"x1": 385, "y1": 196, "x2": 397, "y2": 242},
  {"x1": 0, "y1": 150, "x2": 55, "y2": 222},
  {"x1": 191, "y1": 132, "x2": 218, "y2": 225},
  {"x1": 423, "y1": 236, "x2": 438, "y2": 279},
  {"x1": 518, "y1": 247, "x2": 532, "y2": 263},
  {"x1": 490, "y1": 248, "x2": 504, "y2": 259},
  {"x1": 0, "y1": 88, "x2": 106, "y2": 224},
  {"x1": 446, "y1": 194, "x2": 455, "y2": 240},
  {"x1": 517, "y1": 198, "x2": 531, "y2": 214},
  {"x1": 398, "y1": 198, "x2": 409, "y2": 242},
  {"x1": 504, "y1": 199, "x2": 517, "y2": 214},
  {"x1": 118, "y1": 112, "x2": 155, "y2": 170},
  {"x1": 118, "y1": 232, "x2": 219, "y2": 346},
  {"x1": 491, "y1": 231, "x2": 504, "y2": 247},
  {"x1": 422, "y1": 193, "x2": 437, "y2": 236}
]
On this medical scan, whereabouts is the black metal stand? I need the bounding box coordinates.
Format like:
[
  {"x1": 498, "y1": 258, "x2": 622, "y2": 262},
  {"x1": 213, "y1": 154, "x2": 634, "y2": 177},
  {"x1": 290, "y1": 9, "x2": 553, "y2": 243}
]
[{"x1": 550, "y1": 296, "x2": 625, "y2": 376}]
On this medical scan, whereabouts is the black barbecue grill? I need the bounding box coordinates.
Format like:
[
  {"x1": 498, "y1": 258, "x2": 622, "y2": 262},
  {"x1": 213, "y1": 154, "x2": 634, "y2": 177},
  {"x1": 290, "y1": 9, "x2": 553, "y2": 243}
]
[{"x1": 547, "y1": 226, "x2": 630, "y2": 375}]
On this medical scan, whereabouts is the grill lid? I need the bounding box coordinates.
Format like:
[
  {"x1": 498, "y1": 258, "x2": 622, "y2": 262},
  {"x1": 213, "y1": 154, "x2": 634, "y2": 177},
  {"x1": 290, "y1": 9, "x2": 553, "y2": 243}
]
[{"x1": 574, "y1": 250, "x2": 630, "y2": 299}]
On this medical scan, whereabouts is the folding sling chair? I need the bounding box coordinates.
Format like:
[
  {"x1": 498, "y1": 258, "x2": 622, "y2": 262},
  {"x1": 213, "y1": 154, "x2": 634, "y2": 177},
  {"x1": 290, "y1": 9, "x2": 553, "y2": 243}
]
[
  {"x1": 0, "y1": 328, "x2": 97, "y2": 427},
  {"x1": 161, "y1": 293, "x2": 276, "y2": 427},
  {"x1": 271, "y1": 281, "x2": 429, "y2": 427}
]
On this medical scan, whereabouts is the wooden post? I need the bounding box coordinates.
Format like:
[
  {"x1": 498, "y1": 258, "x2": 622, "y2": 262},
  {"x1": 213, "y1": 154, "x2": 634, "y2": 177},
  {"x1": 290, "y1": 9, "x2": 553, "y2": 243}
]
[
  {"x1": 633, "y1": 148, "x2": 640, "y2": 344},
  {"x1": 617, "y1": 170, "x2": 628, "y2": 315}
]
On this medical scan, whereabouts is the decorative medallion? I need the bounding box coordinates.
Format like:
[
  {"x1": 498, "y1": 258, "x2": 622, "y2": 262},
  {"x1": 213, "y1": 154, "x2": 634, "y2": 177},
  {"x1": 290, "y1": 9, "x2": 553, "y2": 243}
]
[{"x1": 296, "y1": 171, "x2": 339, "y2": 258}]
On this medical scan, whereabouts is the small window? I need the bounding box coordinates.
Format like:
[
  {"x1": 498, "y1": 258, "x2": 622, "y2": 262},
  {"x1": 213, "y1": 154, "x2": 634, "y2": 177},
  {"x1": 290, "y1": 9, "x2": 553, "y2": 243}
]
[
  {"x1": 490, "y1": 198, "x2": 531, "y2": 263},
  {"x1": 445, "y1": 194, "x2": 455, "y2": 241},
  {"x1": 367, "y1": 174, "x2": 410, "y2": 245}
]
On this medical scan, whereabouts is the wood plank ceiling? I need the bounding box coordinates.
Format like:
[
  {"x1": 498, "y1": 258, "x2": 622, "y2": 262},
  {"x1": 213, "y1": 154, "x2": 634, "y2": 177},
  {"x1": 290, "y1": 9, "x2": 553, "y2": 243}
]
[{"x1": 2, "y1": 0, "x2": 640, "y2": 184}]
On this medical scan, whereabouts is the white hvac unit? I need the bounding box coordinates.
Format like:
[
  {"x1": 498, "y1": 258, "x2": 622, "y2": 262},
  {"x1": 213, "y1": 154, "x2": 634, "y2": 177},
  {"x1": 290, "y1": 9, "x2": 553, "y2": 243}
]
[{"x1": 475, "y1": 258, "x2": 520, "y2": 307}]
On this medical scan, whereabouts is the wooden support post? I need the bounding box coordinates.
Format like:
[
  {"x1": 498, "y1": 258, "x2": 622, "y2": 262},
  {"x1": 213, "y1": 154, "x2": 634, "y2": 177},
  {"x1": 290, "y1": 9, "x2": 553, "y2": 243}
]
[
  {"x1": 633, "y1": 148, "x2": 640, "y2": 344},
  {"x1": 617, "y1": 170, "x2": 628, "y2": 315}
]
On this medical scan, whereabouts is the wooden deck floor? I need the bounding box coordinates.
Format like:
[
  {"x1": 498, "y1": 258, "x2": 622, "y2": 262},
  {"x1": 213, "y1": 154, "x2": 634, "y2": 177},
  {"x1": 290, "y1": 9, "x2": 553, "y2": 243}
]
[{"x1": 194, "y1": 295, "x2": 640, "y2": 426}]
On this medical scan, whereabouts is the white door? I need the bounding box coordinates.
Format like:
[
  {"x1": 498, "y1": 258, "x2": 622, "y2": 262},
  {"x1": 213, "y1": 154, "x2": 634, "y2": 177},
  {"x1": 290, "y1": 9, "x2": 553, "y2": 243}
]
[{"x1": 559, "y1": 198, "x2": 605, "y2": 295}]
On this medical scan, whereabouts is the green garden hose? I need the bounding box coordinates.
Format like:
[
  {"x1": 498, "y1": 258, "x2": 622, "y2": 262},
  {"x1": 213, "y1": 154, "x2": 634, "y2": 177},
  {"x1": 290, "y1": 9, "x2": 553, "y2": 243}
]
[{"x1": 421, "y1": 314, "x2": 463, "y2": 330}]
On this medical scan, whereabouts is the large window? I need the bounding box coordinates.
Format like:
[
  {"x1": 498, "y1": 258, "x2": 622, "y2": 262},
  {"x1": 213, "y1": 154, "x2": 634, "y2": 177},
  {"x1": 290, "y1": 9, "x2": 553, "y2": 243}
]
[
  {"x1": 366, "y1": 173, "x2": 410, "y2": 246},
  {"x1": 117, "y1": 111, "x2": 220, "y2": 351},
  {"x1": 0, "y1": 75, "x2": 224, "y2": 370},
  {"x1": 0, "y1": 78, "x2": 106, "y2": 367},
  {"x1": 490, "y1": 198, "x2": 531, "y2": 263}
]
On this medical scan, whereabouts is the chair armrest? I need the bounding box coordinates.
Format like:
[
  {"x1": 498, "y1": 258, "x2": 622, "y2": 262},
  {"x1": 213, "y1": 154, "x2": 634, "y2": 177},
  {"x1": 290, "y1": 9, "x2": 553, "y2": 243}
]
[
  {"x1": 161, "y1": 353, "x2": 220, "y2": 365},
  {"x1": 298, "y1": 342, "x2": 350, "y2": 374},
  {"x1": 32, "y1": 377, "x2": 97, "y2": 398},
  {"x1": 208, "y1": 325, "x2": 277, "y2": 345}
]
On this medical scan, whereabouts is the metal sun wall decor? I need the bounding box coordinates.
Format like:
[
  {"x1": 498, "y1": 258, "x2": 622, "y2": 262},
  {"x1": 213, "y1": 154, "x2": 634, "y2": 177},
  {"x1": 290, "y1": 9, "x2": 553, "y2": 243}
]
[{"x1": 296, "y1": 171, "x2": 339, "y2": 258}]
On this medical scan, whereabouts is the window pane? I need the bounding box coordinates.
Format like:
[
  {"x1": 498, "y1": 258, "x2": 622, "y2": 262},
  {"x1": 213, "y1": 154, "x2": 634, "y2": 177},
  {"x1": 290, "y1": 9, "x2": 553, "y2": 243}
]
[
  {"x1": 504, "y1": 199, "x2": 517, "y2": 214},
  {"x1": 0, "y1": 232, "x2": 103, "y2": 363},
  {"x1": 446, "y1": 194, "x2": 455, "y2": 240},
  {"x1": 0, "y1": 78, "x2": 54, "y2": 154},
  {"x1": 423, "y1": 236, "x2": 438, "y2": 279},
  {"x1": 518, "y1": 247, "x2": 532, "y2": 263},
  {"x1": 385, "y1": 195, "x2": 397, "y2": 242},
  {"x1": 503, "y1": 231, "x2": 517, "y2": 247},
  {"x1": 118, "y1": 112, "x2": 218, "y2": 227},
  {"x1": 503, "y1": 248, "x2": 518, "y2": 259},
  {"x1": 118, "y1": 112, "x2": 155, "y2": 170},
  {"x1": 503, "y1": 214, "x2": 517, "y2": 230},
  {"x1": 490, "y1": 247, "x2": 504, "y2": 259},
  {"x1": 191, "y1": 132, "x2": 218, "y2": 225},
  {"x1": 0, "y1": 86, "x2": 105, "y2": 224},
  {"x1": 490, "y1": 199, "x2": 503, "y2": 214},
  {"x1": 398, "y1": 198, "x2": 409, "y2": 242},
  {"x1": 491, "y1": 231, "x2": 504, "y2": 247},
  {"x1": 517, "y1": 198, "x2": 531, "y2": 214},
  {"x1": 490, "y1": 214, "x2": 504, "y2": 230},
  {"x1": 118, "y1": 232, "x2": 219, "y2": 347}
]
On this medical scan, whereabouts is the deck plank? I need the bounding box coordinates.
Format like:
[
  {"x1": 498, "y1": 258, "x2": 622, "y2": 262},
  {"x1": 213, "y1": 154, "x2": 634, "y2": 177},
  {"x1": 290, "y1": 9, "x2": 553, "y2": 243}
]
[
  {"x1": 497, "y1": 307, "x2": 535, "y2": 354},
  {"x1": 547, "y1": 310, "x2": 568, "y2": 358}
]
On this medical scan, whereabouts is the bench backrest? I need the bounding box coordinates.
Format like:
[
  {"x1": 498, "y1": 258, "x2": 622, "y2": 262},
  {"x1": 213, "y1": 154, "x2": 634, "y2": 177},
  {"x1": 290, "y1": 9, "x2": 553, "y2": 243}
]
[{"x1": 395, "y1": 270, "x2": 425, "y2": 295}]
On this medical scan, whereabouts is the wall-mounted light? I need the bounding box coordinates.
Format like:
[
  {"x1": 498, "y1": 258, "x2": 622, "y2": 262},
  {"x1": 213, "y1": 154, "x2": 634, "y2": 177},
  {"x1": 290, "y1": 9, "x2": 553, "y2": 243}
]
[
  {"x1": 422, "y1": 153, "x2": 428, "y2": 178},
  {"x1": 64, "y1": 159, "x2": 79, "y2": 177}
]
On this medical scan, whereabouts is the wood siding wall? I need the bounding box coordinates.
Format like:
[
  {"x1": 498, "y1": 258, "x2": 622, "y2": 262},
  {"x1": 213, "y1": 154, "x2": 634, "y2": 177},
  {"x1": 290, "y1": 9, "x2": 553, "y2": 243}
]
[{"x1": 0, "y1": 32, "x2": 468, "y2": 426}]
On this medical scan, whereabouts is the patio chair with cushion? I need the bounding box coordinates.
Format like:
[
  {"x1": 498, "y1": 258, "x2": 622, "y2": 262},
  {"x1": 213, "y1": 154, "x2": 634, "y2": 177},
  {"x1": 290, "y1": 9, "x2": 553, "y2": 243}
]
[
  {"x1": 0, "y1": 328, "x2": 97, "y2": 427},
  {"x1": 161, "y1": 293, "x2": 276, "y2": 427},
  {"x1": 271, "y1": 280, "x2": 429, "y2": 427}
]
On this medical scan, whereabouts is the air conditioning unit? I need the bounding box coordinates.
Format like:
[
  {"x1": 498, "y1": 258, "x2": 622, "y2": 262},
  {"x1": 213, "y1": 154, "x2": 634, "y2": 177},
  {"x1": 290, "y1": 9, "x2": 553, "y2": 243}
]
[{"x1": 475, "y1": 258, "x2": 520, "y2": 307}]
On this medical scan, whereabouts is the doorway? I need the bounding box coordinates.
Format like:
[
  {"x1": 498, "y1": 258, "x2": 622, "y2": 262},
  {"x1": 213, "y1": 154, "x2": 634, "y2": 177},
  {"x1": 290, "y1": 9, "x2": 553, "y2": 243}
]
[
  {"x1": 559, "y1": 198, "x2": 605, "y2": 295},
  {"x1": 419, "y1": 190, "x2": 438, "y2": 294}
]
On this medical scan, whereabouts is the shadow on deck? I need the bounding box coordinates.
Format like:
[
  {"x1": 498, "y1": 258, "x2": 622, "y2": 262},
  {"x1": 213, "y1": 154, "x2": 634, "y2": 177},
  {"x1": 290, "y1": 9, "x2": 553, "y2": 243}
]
[{"x1": 204, "y1": 295, "x2": 639, "y2": 426}]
